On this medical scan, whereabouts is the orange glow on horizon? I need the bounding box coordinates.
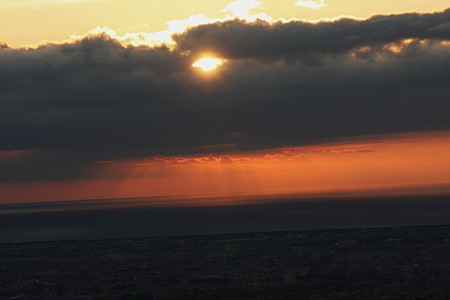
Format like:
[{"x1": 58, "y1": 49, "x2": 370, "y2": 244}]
[{"x1": 2, "y1": 131, "x2": 450, "y2": 205}]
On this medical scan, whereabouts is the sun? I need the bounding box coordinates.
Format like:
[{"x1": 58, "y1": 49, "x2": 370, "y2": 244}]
[{"x1": 192, "y1": 57, "x2": 224, "y2": 72}]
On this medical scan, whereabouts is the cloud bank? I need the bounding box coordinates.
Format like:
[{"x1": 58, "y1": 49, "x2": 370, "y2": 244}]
[{"x1": 1, "y1": 9, "x2": 450, "y2": 181}]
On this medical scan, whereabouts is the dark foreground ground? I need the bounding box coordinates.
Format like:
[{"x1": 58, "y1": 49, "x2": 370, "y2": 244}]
[{"x1": 1, "y1": 225, "x2": 450, "y2": 300}]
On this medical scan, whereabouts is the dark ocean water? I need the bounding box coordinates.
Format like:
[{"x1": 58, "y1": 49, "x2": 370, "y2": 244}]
[{"x1": 2, "y1": 194, "x2": 450, "y2": 242}]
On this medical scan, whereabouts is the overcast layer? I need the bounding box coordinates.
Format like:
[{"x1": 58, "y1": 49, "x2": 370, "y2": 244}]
[{"x1": 1, "y1": 9, "x2": 450, "y2": 182}]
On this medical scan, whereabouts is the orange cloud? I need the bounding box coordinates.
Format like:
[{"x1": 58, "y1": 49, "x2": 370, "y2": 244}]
[{"x1": 2, "y1": 131, "x2": 450, "y2": 205}]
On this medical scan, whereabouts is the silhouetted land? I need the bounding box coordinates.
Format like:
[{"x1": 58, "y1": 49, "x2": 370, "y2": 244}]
[{"x1": 2, "y1": 225, "x2": 450, "y2": 299}]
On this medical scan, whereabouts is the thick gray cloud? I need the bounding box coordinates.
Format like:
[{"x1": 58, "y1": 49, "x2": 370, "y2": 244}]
[
  {"x1": 1, "y1": 9, "x2": 450, "y2": 181},
  {"x1": 174, "y1": 8, "x2": 450, "y2": 59}
]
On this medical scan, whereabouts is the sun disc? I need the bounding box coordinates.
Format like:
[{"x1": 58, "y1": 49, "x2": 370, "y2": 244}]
[{"x1": 192, "y1": 57, "x2": 224, "y2": 72}]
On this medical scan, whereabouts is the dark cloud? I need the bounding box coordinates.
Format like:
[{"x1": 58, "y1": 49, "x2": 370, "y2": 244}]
[
  {"x1": 1, "y1": 9, "x2": 450, "y2": 181},
  {"x1": 174, "y1": 9, "x2": 450, "y2": 59}
]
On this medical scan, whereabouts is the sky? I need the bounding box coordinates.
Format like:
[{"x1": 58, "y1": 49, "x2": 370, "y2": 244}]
[
  {"x1": 1, "y1": 0, "x2": 450, "y2": 207},
  {"x1": 2, "y1": 0, "x2": 450, "y2": 47}
]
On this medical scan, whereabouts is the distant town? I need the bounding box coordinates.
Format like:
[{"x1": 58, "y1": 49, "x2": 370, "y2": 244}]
[{"x1": 1, "y1": 225, "x2": 450, "y2": 299}]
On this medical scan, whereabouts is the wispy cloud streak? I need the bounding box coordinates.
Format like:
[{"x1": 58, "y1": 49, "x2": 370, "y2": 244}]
[{"x1": 295, "y1": 0, "x2": 327, "y2": 10}]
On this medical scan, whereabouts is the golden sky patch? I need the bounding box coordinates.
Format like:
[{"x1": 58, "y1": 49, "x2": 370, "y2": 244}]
[{"x1": 1, "y1": 0, "x2": 450, "y2": 47}]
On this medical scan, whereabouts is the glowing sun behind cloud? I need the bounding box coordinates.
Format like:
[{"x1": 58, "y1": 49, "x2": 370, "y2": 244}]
[{"x1": 192, "y1": 57, "x2": 224, "y2": 71}]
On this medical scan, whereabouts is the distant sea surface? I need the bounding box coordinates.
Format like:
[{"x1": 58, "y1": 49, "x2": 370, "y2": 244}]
[{"x1": 2, "y1": 194, "x2": 450, "y2": 242}]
